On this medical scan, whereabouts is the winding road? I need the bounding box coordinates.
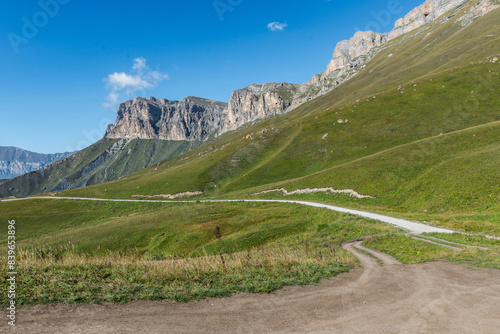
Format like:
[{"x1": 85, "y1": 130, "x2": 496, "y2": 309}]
[{"x1": 1, "y1": 196, "x2": 456, "y2": 235}]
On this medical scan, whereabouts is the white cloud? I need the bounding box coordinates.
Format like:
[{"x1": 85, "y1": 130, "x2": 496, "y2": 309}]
[
  {"x1": 132, "y1": 57, "x2": 147, "y2": 71},
  {"x1": 267, "y1": 21, "x2": 288, "y2": 32},
  {"x1": 103, "y1": 58, "x2": 169, "y2": 108},
  {"x1": 106, "y1": 72, "x2": 152, "y2": 92}
]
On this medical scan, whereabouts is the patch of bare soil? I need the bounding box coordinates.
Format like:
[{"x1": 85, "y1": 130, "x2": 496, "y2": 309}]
[{"x1": 5, "y1": 241, "x2": 500, "y2": 333}]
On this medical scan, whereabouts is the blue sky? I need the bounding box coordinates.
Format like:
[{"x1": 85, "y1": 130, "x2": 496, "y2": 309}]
[{"x1": 0, "y1": 0, "x2": 423, "y2": 153}]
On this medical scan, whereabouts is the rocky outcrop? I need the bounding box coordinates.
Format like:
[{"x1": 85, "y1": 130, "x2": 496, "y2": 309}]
[
  {"x1": 325, "y1": 31, "x2": 388, "y2": 76},
  {"x1": 318, "y1": 0, "x2": 487, "y2": 85},
  {"x1": 105, "y1": 96, "x2": 228, "y2": 141},
  {"x1": 222, "y1": 83, "x2": 298, "y2": 132},
  {"x1": 388, "y1": 0, "x2": 468, "y2": 40},
  {"x1": 220, "y1": 0, "x2": 489, "y2": 134},
  {"x1": 457, "y1": 0, "x2": 499, "y2": 26}
]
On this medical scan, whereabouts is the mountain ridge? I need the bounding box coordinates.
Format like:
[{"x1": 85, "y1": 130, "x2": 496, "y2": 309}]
[
  {"x1": 58, "y1": 0, "x2": 500, "y2": 217},
  {"x1": 104, "y1": 0, "x2": 498, "y2": 141},
  {"x1": 1, "y1": 0, "x2": 498, "y2": 199}
]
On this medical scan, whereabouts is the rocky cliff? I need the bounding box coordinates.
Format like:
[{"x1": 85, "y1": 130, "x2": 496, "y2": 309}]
[
  {"x1": 312, "y1": 0, "x2": 497, "y2": 88},
  {"x1": 222, "y1": 83, "x2": 298, "y2": 132},
  {"x1": 232, "y1": 0, "x2": 498, "y2": 123},
  {"x1": 325, "y1": 31, "x2": 388, "y2": 76},
  {"x1": 388, "y1": 0, "x2": 469, "y2": 39},
  {"x1": 458, "y1": 0, "x2": 499, "y2": 26},
  {"x1": 105, "y1": 0, "x2": 498, "y2": 141},
  {"x1": 105, "y1": 96, "x2": 228, "y2": 141}
]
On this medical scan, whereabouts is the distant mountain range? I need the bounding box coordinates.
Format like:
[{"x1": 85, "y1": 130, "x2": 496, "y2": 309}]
[{"x1": 0, "y1": 147, "x2": 73, "y2": 179}]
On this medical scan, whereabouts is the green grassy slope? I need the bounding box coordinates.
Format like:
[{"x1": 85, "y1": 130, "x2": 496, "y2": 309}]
[
  {"x1": 0, "y1": 138, "x2": 202, "y2": 198},
  {"x1": 0, "y1": 199, "x2": 397, "y2": 259},
  {"x1": 0, "y1": 200, "x2": 396, "y2": 306},
  {"x1": 58, "y1": 7, "x2": 500, "y2": 235}
]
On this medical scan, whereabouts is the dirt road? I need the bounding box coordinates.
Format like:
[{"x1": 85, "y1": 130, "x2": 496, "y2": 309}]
[
  {"x1": 1, "y1": 196, "x2": 457, "y2": 234},
  {"x1": 6, "y1": 241, "x2": 500, "y2": 334}
]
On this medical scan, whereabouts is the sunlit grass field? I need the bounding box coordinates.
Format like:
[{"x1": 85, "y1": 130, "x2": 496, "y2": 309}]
[{"x1": 0, "y1": 200, "x2": 399, "y2": 306}]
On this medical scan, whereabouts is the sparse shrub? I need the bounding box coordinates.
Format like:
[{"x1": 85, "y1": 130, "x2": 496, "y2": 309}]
[{"x1": 215, "y1": 226, "x2": 226, "y2": 271}]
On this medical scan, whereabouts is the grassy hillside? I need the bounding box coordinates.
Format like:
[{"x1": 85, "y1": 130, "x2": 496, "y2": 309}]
[
  {"x1": 0, "y1": 199, "x2": 399, "y2": 305},
  {"x1": 59, "y1": 6, "x2": 500, "y2": 234},
  {"x1": 0, "y1": 199, "x2": 397, "y2": 259},
  {"x1": 0, "y1": 138, "x2": 202, "y2": 198}
]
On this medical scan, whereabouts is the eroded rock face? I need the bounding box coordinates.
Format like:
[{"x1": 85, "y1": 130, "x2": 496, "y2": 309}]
[
  {"x1": 458, "y1": 0, "x2": 499, "y2": 26},
  {"x1": 388, "y1": 0, "x2": 468, "y2": 39},
  {"x1": 225, "y1": 0, "x2": 489, "y2": 130},
  {"x1": 325, "y1": 31, "x2": 388, "y2": 76},
  {"x1": 322, "y1": 0, "x2": 494, "y2": 78},
  {"x1": 293, "y1": 0, "x2": 498, "y2": 106},
  {"x1": 105, "y1": 97, "x2": 228, "y2": 141},
  {"x1": 222, "y1": 83, "x2": 296, "y2": 132}
]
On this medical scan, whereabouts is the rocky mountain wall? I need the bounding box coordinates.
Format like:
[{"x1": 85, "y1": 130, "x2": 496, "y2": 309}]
[
  {"x1": 105, "y1": 0, "x2": 499, "y2": 142},
  {"x1": 105, "y1": 97, "x2": 228, "y2": 141}
]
